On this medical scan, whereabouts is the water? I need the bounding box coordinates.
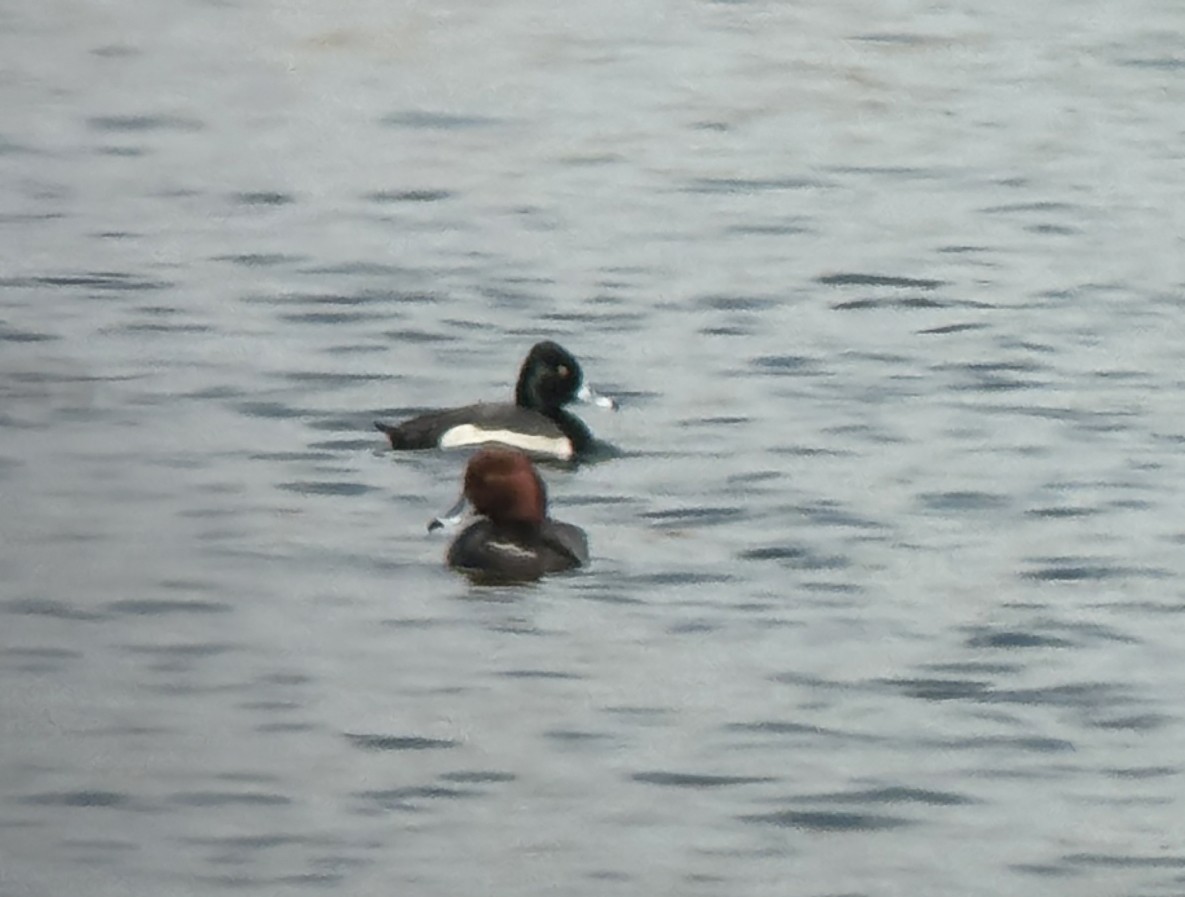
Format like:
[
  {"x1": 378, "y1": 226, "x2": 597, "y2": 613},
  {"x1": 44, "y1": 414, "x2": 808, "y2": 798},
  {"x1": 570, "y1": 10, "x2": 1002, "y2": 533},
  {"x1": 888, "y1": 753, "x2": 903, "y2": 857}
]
[{"x1": 3, "y1": 0, "x2": 1185, "y2": 894}]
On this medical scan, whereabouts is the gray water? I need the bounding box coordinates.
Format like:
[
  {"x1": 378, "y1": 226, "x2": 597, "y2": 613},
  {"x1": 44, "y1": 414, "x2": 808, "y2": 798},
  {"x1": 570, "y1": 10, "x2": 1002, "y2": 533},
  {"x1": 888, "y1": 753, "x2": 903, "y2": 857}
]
[{"x1": 3, "y1": 1, "x2": 1185, "y2": 894}]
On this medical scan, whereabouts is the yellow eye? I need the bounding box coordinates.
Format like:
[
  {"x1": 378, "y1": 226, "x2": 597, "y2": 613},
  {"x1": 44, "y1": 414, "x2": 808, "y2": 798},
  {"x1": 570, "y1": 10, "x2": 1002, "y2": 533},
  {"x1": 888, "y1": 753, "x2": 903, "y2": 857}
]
[{"x1": 557, "y1": 365, "x2": 569, "y2": 377}]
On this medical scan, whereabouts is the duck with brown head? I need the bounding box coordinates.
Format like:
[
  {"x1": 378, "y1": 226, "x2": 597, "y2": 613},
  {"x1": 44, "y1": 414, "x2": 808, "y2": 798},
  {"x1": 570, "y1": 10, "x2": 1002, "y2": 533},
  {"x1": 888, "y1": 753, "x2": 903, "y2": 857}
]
[{"x1": 430, "y1": 447, "x2": 588, "y2": 582}]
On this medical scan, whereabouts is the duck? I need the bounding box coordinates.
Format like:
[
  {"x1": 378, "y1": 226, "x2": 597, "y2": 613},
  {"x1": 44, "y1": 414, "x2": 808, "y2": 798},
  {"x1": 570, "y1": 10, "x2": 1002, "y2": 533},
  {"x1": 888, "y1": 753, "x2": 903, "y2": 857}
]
[
  {"x1": 429, "y1": 447, "x2": 588, "y2": 581},
  {"x1": 375, "y1": 341, "x2": 615, "y2": 461}
]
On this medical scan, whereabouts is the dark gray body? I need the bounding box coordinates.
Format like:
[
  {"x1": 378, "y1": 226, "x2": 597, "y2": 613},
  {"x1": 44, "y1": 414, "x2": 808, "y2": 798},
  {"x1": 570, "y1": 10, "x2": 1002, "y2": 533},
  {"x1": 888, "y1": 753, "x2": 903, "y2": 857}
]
[
  {"x1": 375, "y1": 341, "x2": 602, "y2": 461},
  {"x1": 446, "y1": 518, "x2": 588, "y2": 582},
  {"x1": 376, "y1": 402, "x2": 592, "y2": 460}
]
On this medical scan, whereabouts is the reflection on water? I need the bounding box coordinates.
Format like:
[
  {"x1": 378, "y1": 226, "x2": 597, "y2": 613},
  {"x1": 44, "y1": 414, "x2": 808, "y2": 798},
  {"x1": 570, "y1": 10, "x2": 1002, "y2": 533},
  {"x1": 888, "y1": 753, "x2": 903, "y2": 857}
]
[{"x1": 3, "y1": 0, "x2": 1185, "y2": 895}]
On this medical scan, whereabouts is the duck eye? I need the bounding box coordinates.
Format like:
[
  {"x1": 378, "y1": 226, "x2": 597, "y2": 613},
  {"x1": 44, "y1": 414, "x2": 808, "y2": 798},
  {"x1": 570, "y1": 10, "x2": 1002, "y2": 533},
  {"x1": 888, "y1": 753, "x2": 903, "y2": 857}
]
[{"x1": 557, "y1": 365, "x2": 569, "y2": 378}]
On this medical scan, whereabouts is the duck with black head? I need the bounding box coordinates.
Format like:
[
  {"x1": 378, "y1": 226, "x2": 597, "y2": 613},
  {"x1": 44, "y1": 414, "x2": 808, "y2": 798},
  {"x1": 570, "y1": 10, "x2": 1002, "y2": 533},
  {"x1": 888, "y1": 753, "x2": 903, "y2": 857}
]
[
  {"x1": 429, "y1": 447, "x2": 588, "y2": 582},
  {"x1": 375, "y1": 341, "x2": 616, "y2": 462}
]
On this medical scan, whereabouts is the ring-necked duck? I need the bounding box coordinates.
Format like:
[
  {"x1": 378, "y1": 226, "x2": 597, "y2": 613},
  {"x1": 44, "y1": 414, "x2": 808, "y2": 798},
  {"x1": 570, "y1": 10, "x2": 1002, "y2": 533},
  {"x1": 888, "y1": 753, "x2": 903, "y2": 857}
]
[
  {"x1": 429, "y1": 447, "x2": 588, "y2": 581},
  {"x1": 375, "y1": 341, "x2": 615, "y2": 461}
]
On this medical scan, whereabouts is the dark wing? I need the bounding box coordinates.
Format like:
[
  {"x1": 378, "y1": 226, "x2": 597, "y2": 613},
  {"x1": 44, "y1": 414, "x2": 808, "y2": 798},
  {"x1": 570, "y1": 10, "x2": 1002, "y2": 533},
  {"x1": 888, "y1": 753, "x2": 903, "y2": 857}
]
[
  {"x1": 539, "y1": 520, "x2": 588, "y2": 571},
  {"x1": 462, "y1": 404, "x2": 565, "y2": 437},
  {"x1": 446, "y1": 521, "x2": 547, "y2": 582},
  {"x1": 376, "y1": 404, "x2": 480, "y2": 449},
  {"x1": 375, "y1": 403, "x2": 563, "y2": 450}
]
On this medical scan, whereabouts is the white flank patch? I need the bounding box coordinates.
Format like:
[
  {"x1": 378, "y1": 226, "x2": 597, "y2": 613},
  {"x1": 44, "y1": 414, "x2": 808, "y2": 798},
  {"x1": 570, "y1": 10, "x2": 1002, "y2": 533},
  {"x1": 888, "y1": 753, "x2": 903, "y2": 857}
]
[
  {"x1": 486, "y1": 541, "x2": 537, "y2": 559},
  {"x1": 439, "y1": 424, "x2": 573, "y2": 459}
]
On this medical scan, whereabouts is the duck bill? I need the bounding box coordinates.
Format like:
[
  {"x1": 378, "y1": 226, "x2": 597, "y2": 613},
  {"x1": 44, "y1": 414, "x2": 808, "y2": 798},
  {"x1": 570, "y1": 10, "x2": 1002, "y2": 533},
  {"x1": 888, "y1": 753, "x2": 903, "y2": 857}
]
[
  {"x1": 428, "y1": 494, "x2": 470, "y2": 532},
  {"x1": 576, "y1": 382, "x2": 618, "y2": 411}
]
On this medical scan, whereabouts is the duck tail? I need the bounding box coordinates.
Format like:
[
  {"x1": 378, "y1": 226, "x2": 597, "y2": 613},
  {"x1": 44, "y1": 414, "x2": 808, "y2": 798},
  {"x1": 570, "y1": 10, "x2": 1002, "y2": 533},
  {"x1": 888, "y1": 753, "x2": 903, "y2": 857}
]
[{"x1": 374, "y1": 421, "x2": 404, "y2": 448}]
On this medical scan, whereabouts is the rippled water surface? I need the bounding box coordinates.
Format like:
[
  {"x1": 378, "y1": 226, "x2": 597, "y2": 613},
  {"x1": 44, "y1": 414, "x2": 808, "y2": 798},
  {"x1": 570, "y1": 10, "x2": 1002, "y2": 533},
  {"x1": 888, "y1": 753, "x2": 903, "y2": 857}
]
[{"x1": 4, "y1": 1, "x2": 1185, "y2": 894}]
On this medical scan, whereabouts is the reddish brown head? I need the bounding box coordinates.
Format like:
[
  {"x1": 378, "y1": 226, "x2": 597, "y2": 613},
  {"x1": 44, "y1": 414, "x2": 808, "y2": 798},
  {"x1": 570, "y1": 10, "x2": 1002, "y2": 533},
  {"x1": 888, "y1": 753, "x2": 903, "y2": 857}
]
[{"x1": 463, "y1": 448, "x2": 547, "y2": 526}]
